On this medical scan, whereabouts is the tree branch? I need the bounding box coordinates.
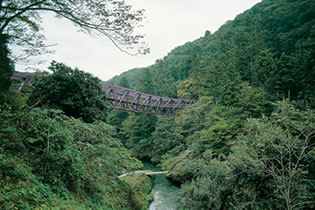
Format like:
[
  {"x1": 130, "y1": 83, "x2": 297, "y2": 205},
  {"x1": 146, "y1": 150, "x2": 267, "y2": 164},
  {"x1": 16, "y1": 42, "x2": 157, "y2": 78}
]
[
  {"x1": 1, "y1": 0, "x2": 148, "y2": 59},
  {"x1": 0, "y1": 0, "x2": 47, "y2": 33}
]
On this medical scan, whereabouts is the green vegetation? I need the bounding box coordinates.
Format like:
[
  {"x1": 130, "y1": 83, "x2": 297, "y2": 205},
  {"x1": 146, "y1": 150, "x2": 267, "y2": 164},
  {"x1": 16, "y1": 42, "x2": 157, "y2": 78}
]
[
  {"x1": 121, "y1": 174, "x2": 153, "y2": 210},
  {"x1": 0, "y1": 35, "x2": 13, "y2": 101},
  {"x1": 29, "y1": 61, "x2": 108, "y2": 123},
  {"x1": 1, "y1": 0, "x2": 314, "y2": 209},
  {"x1": 173, "y1": 101, "x2": 314, "y2": 209},
  {"x1": 108, "y1": 68, "x2": 146, "y2": 88},
  {"x1": 1, "y1": 1, "x2": 153, "y2": 208},
  {"x1": 0, "y1": 106, "x2": 142, "y2": 209},
  {"x1": 0, "y1": 62, "x2": 152, "y2": 208},
  {"x1": 108, "y1": 0, "x2": 315, "y2": 209}
]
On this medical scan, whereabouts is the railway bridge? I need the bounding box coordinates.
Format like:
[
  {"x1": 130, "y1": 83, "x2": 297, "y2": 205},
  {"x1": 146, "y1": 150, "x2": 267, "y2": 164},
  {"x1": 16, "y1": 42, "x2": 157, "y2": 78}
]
[{"x1": 12, "y1": 72, "x2": 197, "y2": 114}]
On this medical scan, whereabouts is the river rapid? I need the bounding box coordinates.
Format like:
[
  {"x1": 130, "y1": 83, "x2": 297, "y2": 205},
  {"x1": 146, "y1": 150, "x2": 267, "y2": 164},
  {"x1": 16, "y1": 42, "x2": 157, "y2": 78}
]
[{"x1": 142, "y1": 162, "x2": 180, "y2": 210}]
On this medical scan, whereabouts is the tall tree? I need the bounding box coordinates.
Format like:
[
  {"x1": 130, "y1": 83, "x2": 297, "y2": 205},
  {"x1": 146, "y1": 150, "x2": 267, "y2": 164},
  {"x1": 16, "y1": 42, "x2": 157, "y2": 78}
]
[
  {"x1": 119, "y1": 76, "x2": 130, "y2": 89},
  {"x1": 136, "y1": 69, "x2": 155, "y2": 94},
  {"x1": 188, "y1": 47, "x2": 202, "y2": 98},
  {"x1": 0, "y1": 34, "x2": 13, "y2": 101}
]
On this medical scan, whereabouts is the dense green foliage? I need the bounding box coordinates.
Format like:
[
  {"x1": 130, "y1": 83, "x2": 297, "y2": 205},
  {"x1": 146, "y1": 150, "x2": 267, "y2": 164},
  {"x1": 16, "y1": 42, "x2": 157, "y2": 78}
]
[
  {"x1": 29, "y1": 61, "x2": 108, "y2": 123},
  {"x1": 174, "y1": 101, "x2": 315, "y2": 209},
  {"x1": 1, "y1": 66, "x2": 152, "y2": 209},
  {"x1": 0, "y1": 35, "x2": 13, "y2": 101},
  {"x1": 107, "y1": 0, "x2": 315, "y2": 209},
  {"x1": 0, "y1": 96, "x2": 153, "y2": 209}
]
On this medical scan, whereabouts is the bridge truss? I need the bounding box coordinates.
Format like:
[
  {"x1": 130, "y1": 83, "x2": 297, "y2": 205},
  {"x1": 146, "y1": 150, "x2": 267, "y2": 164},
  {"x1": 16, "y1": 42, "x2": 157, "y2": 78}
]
[
  {"x1": 11, "y1": 72, "x2": 42, "y2": 91},
  {"x1": 103, "y1": 84, "x2": 197, "y2": 114}
]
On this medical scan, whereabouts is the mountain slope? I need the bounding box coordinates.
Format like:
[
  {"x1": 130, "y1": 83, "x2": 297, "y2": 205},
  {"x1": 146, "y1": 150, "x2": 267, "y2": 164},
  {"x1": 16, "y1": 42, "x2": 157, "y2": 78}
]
[{"x1": 108, "y1": 0, "x2": 314, "y2": 103}]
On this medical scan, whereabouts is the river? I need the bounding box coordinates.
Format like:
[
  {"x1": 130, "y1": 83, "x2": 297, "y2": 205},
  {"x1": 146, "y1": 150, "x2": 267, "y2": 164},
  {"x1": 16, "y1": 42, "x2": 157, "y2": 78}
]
[{"x1": 142, "y1": 162, "x2": 180, "y2": 210}]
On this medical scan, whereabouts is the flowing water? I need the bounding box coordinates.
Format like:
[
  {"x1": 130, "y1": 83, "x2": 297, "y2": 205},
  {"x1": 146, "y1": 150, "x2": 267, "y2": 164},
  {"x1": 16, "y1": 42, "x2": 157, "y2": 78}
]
[{"x1": 142, "y1": 162, "x2": 180, "y2": 210}]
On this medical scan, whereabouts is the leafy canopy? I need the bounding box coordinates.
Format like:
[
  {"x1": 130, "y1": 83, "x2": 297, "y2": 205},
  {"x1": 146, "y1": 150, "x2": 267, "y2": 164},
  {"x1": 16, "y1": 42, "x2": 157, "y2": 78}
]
[{"x1": 29, "y1": 61, "x2": 108, "y2": 123}]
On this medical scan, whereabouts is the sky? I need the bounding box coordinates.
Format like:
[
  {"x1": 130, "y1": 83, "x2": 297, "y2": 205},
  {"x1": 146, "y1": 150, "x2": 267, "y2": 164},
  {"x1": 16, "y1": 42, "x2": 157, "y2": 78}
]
[{"x1": 15, "y1": 0, "x2": 261, "y2": 81}]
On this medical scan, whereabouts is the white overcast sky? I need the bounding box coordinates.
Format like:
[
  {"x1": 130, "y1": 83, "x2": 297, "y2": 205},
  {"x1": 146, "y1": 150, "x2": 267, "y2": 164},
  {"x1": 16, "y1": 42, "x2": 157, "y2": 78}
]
[{"x1": 15, "y1": 0, "x2": 261, "y2": 81}]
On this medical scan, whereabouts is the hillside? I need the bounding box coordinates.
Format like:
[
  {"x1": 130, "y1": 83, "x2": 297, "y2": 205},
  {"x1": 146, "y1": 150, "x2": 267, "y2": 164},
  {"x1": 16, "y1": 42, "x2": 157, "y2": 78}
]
[{"x1": 108, "y1": 0, "x2": 315, "y2": 209}]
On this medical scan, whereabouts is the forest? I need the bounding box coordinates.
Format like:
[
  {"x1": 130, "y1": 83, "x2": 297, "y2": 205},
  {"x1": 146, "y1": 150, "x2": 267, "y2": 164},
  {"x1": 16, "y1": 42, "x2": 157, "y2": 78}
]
[{"x1": 1, "y1": 0, "x2": 315, "y2": 209}]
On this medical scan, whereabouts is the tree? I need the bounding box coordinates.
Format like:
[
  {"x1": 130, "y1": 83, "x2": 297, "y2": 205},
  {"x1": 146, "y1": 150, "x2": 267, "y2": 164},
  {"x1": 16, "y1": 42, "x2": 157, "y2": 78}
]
[
  {"x1": 150, "y1": 115, "x2": 184, "y2": 162},
  {"x1": 250, "y1": 49, "x2": 278, "y2": 94},
  {"x1": 0, "y1": 34, "x2": 13, "y2": 101},
  {"x1": 121, "y1": 112, "x2": 157, "y2": 155},
  {"x1": 199, "y1": 105, "x2": 243, "y2": 157},
  {"x1": 152, "y1": 60, "x2": 177, "y2": 98},
  {"x1": 119, "y1": 76, "x2": 130, "y2": 89},
  {"x1": 177, "y1": 78, "x2": 200, "y2": 99},
  {"x1": 178, "y1": 155, "x2": 234, "y2": 210},
  {"x1": 136, "y1": 69, "x2": 155, "y2": 94},
  {"x1": 204, "y1": 30, "x2": 211, "y2": 37},
  {"x1": 28, "y1": 61, "x2": 108, "y2": 123},
  {"x1": 187, "y1": 47, "x2": 202, "y2": 98},
  {"x1": 107, "y1": 76, "x2": 130, "y2": 137},
  {"x1": 0, "y1": 0, "x2": 148, "y2": 63}
]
